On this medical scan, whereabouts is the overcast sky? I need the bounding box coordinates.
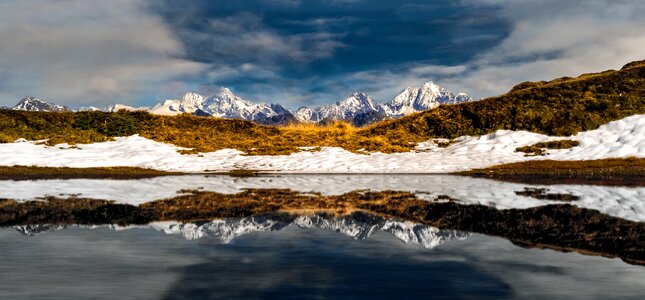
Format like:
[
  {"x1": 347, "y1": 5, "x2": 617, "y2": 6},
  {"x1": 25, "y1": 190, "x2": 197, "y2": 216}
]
[{"x1": 1, "y1": 0, "x2": 644, "y2": 109}]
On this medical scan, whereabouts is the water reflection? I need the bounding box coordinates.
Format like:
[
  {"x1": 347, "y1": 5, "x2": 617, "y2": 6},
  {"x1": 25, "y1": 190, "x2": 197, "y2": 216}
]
[
  {"x1": 14, "y1": 212, "x2": 470, "y2": 249},
  {"x1": 1, "y1": 174, "x2": 643, "y2": 222},
  {"x1": 1, "y1": 225, "x2": 644, "y2": 300},
  {"x1": 0, "y1": 175, "x2": 643, "y2": 299}
]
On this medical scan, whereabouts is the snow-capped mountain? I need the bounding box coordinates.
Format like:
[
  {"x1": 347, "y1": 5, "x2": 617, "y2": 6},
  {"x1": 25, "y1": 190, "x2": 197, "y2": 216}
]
[
  {"x1": 294, "y1": 82, "x2": 472, "y2": 126},
  {"x1": 11, "y1": 96, "x2": 72, "y2": 112},
  {"x1": 149, "y1": 92, "x2": 204, "y2": 115},
  {"x1": 6, "y1": 81, "x2": 471, "y2": 126},
  {"x1": 295, "y1": 92, "x2": 384, "y2": 126},
  {"x1": 149, "y1": 88, "x2": 296, "y2": 125},
  {"x1": 199, "y1": 88, "x2": 296, "y2": 125},
  {"x1": 382, "y1": 81, "x2": 472, "y2": 117},
  {"x1": 146, "y1": 81, "x2": 469, "y2": 126}
]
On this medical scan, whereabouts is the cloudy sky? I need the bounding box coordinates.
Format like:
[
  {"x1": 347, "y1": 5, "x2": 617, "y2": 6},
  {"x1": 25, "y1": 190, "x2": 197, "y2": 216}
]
[{"x1": 1, "y1": 0, "x2": 644, "y2": 109}]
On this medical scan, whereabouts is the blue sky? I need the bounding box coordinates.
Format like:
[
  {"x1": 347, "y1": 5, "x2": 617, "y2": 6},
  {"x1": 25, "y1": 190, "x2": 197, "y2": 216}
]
[{"x1": 1, "y1": 0, "x2": 645, "y2": 109}]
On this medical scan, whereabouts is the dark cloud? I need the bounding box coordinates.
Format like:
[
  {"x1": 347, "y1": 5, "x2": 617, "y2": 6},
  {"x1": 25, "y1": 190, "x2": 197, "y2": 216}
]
[
  {"x1": 149, "y1": 0, "x2": 507, "y2": 107},
  {"x1": 1, "y1": 0, "x2": 644, "y2": 108}
]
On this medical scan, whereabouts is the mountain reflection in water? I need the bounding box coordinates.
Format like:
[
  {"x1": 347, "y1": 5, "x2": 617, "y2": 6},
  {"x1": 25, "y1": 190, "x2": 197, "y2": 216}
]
[
  {"x1": 1, "y1": 221, "x2": 644, "y2": 300},
  {"x1": 13, "y1": 212, "x2": 470, "y2": 248}
]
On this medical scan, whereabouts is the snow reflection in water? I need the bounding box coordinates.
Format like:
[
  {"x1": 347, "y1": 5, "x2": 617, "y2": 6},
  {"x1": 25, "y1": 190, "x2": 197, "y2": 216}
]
[{"x1": 0, "y1": 174, "x2": 643, "y2": 221}]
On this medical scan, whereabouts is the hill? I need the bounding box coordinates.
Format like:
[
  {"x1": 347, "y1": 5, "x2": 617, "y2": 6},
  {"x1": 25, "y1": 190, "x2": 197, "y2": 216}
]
[{"x1": 363, "y1": 60, "x2": 645, "y2": 140}]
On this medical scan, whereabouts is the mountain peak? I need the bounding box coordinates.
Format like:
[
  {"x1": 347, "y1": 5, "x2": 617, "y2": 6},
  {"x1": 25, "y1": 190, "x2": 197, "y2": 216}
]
[
  {"x1": 422, "y1": 80, "x2": 438, "y2": 88},
  {"x1": 150, "y1": 87, "x2": 297, "y2": 125},
  {"x1": 12, "y1": 96, "x2": 72, "y2": 112},
  {"x1": 340, "y1": 92, "x2": 376, "y2": 108},
  {"x1": 383, "y1": 81, "x2": 471, "y2": 117},
  {"x1": 181, "y1": 92, "x2": 204, "y2": 102}
]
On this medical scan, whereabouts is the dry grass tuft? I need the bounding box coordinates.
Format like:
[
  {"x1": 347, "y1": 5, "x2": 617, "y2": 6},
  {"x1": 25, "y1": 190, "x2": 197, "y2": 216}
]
[
  {"x1": 516, "y1": 139, "x2": 580, "y2": 156},
  {"x1": 458, "y1": 157, "x2": 645, "y2": 186}
]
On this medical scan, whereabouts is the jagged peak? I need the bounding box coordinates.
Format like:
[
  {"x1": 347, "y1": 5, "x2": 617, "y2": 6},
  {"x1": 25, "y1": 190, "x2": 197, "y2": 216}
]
[
  {"x1": 181, "y1": 91, "x2": 204, "y2": 101},
  {"x1": 340, "y1": 92, "x2": 374, "y2": 105},
  {"x1": 422, "y1": 81, "x2": 441, "y2": 90},
  {"x1": 17, "y1": 96, "x2": 47, "y2": 104}
]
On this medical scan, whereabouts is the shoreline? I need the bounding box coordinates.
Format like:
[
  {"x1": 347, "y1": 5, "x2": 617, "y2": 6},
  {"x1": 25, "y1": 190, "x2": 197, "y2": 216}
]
[{"x1": 0, "y1": 158, "x2": 643, "y2": 187}]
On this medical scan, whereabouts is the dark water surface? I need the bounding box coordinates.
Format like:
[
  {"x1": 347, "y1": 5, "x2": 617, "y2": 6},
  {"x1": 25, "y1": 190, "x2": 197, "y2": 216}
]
[{"x1": 0, "y1": 225, "x2": 643, "y2": 300}]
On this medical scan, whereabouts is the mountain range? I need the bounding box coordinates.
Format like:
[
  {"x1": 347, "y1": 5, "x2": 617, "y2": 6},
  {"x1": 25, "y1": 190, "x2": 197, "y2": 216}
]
[{"x1": 5, "y1": 82, "x2": 472, "y2": 126}]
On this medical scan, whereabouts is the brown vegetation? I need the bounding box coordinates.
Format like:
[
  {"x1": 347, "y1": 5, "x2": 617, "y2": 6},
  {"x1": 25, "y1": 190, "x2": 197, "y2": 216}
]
[
  {"x1": 0, "y1": 60, "x2": 644, "y2": 155},
  {"x1": 458, "y1": 157, "x2": 645, "y2": 186},
  {"x1": 0, "y1": 189, "x2": 643, "y2": 265},
  {"x1": 0, "y1": 165, "x2": 181, "y2": 180},
  {"x1": 362, "y1": 60, "x2": 645, "y2": 142},
  {"x1": 515, "y1": 140, "x2": 580, "y2": 156}
]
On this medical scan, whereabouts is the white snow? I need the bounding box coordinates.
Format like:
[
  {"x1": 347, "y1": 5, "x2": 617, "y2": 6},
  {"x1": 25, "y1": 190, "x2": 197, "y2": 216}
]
[
  {"x1": 0, "y1": 114, "x2": 642, "y2": 173},
  {"x1": 0, "y1": 175, "x2": 643, "y2": 222},
  {"x1": 103, "y1": 103, "x2": 149, "y2": 112}
]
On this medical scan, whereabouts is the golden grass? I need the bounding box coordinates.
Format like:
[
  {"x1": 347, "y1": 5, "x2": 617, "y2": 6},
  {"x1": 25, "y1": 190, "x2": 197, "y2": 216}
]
[
  {"x1": 137, "y1": 116, "x2": 414, "y2": 155},
  {"x1": 463, "y1": 157, "x2": 645, "y2": 173}
]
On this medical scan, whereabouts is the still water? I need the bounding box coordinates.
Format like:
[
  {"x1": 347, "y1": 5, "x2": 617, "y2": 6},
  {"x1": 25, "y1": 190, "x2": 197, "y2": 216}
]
[{"x1": 0, "y1": 175, "x2": 643, "y2": 299}]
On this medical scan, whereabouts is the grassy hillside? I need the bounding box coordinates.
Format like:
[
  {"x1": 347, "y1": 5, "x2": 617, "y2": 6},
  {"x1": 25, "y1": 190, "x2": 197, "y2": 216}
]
[
  {"x1": 0, "y1": 110, "x2": 410, "y2": 154},
  {"x1": 362, "y1": 60, "x2": 645, "y2": 140},
  {"x1": 1, "y1": 60, "x2": 644, "y2": 155}
]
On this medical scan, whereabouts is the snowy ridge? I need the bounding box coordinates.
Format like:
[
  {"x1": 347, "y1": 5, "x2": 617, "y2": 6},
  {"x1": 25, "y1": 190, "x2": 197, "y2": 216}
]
[
  {"x1": 11, "y1": 96, "x2": 72, "y2": 112},
  {"x1": 103, "y1": 103, "x2": 149, "y2": 112}
]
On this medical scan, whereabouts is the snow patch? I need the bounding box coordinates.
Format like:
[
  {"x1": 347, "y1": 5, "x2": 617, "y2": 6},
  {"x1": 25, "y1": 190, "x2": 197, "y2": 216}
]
[{"x1": 0, "y1": 114, "x2": 642, "y2": 174}]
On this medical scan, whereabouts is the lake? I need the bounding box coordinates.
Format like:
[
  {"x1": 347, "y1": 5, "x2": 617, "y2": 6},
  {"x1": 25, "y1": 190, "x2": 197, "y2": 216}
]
[{"x1": 0, "y1": 175, "x2": 643, "y2": 299}]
